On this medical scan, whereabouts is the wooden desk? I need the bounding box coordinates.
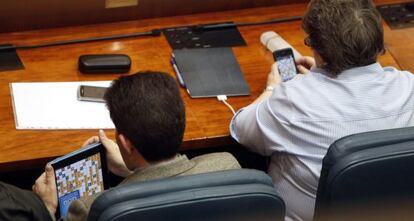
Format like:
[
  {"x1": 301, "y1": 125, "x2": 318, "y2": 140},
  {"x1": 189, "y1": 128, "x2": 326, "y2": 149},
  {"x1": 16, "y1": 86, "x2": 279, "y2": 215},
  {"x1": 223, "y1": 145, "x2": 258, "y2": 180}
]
[{"x1": 0, "y1": 0, "x2": 409, "y2": 172}]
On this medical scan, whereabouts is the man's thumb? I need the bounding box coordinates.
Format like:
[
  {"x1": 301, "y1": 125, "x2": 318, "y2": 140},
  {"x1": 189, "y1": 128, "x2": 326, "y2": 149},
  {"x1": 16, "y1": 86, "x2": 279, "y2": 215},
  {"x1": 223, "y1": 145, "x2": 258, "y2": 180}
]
[
  {"x1": 99, "y1": 129, "x2": 109, "y2": 143},
  {"x1": 45, "y1": 164, "x2": 54, "y2": 180}
]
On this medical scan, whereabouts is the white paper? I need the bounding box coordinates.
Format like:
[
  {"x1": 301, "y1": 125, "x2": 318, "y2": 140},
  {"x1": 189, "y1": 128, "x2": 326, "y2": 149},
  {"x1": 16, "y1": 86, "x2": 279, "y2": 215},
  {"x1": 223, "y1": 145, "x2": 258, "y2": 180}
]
[{"x1": 10, "y1": 81, "x2": 115, "y2": 130}]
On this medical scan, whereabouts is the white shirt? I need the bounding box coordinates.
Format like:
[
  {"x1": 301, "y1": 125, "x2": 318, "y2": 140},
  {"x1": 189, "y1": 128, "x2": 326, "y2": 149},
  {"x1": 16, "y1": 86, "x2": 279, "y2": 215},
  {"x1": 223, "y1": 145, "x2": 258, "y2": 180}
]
[{"x1": 230, "y1": 63, "x2": 414, "y2": 221}]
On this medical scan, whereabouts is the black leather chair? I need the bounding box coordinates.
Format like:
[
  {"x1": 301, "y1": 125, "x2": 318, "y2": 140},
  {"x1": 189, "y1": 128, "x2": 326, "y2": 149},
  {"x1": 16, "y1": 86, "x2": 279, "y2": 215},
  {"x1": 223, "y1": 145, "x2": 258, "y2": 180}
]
[
  {"x1": 314, "y1": 127, "x2": 414, "y2": 220},
  {"x1": 88, "y1": 169, "x2": 285, "y2": 221}
]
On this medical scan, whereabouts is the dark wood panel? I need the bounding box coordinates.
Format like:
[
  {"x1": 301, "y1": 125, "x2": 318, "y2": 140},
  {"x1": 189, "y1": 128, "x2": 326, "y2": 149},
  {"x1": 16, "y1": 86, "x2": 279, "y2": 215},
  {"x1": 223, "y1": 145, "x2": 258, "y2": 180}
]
[{"x1": 0, "y1": 0, "x2": 306, "y2": 33}]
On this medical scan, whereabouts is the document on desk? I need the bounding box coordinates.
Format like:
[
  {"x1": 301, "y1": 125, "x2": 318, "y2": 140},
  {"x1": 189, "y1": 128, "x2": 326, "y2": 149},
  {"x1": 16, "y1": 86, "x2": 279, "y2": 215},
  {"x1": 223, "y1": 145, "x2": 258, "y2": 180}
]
[{"x1": 10, "y1": 81, "x2": 115, "y2": 130}]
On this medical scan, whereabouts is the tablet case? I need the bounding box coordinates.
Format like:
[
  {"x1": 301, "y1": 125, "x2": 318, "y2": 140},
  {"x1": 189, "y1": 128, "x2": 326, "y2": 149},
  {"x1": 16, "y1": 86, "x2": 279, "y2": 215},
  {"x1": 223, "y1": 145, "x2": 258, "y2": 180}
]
[{"x1": 173, "y1": 47, "x2": 250, "y2": 98}]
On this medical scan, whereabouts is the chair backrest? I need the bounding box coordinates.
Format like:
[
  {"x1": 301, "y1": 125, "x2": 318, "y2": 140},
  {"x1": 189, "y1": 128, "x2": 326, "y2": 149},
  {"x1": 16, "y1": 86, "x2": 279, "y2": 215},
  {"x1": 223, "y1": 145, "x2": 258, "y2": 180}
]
[
  {"x1": 314, "y1": 127, "x2": 414, "y2": 220},
  {"x1": 88, "y1": 169, "x2": 285, "y2": 221}
]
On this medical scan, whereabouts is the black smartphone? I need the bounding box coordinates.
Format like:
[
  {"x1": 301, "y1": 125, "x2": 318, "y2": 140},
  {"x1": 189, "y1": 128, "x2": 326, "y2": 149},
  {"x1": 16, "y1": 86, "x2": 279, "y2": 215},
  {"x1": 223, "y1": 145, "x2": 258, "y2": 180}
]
[
  {"x1": 273, "y1": 48, "x2": 298, "y2": 82},
  {"x1": 77, "y1": 85, "x2": 107, "y2": 102}
]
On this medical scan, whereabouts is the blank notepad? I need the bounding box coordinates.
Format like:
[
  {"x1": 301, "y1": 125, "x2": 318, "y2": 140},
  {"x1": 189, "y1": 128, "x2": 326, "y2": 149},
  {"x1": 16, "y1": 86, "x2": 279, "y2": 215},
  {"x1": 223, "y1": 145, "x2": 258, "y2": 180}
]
[{"x1": 10, "y1": 81, "x2": 115, "y2": 130}]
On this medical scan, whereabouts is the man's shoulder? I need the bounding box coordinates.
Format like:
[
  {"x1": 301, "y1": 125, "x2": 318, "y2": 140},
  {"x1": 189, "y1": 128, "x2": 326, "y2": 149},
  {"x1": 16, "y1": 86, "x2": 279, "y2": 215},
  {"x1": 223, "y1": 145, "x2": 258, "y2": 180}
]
[
  {"x1": 184, "y1": 152, "x2": 241, "y2": 175},
  {"x1": 383, "y1": 66, "x2": 414, "y2": 79}
]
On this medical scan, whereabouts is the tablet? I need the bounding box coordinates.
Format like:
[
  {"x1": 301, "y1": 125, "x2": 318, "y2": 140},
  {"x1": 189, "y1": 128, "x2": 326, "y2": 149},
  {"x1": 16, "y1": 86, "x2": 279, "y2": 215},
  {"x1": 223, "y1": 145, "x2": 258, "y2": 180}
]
[{"x1": 50, "y1": 142, "x2": 108, "y2": 218}]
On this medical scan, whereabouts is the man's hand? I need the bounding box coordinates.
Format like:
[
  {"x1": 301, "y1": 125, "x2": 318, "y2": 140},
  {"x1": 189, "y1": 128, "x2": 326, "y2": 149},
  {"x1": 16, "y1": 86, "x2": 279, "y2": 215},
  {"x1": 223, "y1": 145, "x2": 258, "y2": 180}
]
[
  {"x1": 33, "y1": 164, "x2": 57, "y2": 218},
  {"x1": 267, "y1": 62, "x2": 282, "y2": 88},
  {"x1": 296, "y1": 56, "x2": 316, "y2": 74},
  {"x1": 252, "y1": 62, "x2": 282, "y2": 104},
  {"x1": 82, "y1": 130, "x2": 132, "y2": 177},
  {"x1": 89, "y1": 130, "x2": 132, "y2": 177},
  {"x1": 82, "y1": 135, "x2": 99, "y2": 147}
]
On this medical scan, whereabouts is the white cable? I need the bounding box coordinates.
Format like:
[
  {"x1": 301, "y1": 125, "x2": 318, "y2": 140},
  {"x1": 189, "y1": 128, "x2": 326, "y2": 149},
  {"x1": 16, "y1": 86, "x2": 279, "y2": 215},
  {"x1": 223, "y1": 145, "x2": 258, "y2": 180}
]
[
  {"x1": 222, "y1": 100, "x2": 236, "y2": 115},
  {"x1": 217, "y1": 95, "x2": 236, "y2": 115}
]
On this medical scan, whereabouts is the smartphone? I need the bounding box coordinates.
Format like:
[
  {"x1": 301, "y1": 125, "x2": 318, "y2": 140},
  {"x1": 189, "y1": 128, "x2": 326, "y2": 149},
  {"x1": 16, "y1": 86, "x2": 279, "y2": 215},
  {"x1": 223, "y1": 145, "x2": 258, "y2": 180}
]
[
  {"x1": 273, "y1": 48, "x2": 298, "y2": 82},
  {"x1": 77, "y1": 85, "x2": 107, "y2": 102}
]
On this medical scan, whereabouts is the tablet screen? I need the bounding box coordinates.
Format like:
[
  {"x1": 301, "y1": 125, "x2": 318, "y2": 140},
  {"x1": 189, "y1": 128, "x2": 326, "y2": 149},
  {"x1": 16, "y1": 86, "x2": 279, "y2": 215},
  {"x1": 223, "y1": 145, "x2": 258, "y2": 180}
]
[{"x1": 51, "y1": 143, "x2": 107, "y2": 218}]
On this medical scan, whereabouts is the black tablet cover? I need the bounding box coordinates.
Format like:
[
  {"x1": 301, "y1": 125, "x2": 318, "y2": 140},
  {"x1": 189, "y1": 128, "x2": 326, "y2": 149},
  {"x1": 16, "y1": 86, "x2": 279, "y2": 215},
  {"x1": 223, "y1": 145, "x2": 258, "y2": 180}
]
[{"x1": 173, "y1": 47, "x2": 250, "y2": 98}]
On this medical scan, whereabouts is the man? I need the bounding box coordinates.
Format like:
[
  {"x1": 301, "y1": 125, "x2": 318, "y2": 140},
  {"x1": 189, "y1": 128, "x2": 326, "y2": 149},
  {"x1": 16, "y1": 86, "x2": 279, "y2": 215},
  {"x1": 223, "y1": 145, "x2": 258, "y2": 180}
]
[
  {"x1": 230, "y1": 1, "x2": 414, "y2": 221},
  {"x1": 18, "y1": 71, "x2": 240, "y2": 221}
]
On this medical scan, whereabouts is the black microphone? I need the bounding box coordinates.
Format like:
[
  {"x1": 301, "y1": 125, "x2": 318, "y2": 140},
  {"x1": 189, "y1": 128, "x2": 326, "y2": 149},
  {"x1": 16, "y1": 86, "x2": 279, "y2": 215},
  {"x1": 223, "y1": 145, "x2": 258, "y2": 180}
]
[
  {"x1": 4, "y1": 29, "x2": 162, "y2": 50},
  {"x1": 192, "y1": 22, "x2": 236, "y2": 32},
  {"x1": 0, "y1": 44, "x2": 16, "y2": 51}
]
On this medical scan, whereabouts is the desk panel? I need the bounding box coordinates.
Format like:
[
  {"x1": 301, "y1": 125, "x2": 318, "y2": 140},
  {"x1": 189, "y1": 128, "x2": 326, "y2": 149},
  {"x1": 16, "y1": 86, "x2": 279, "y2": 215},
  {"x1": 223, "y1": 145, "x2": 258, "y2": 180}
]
[
  {"x1": 0, "y1": 0, "x2": 306, "y2": 33},
  {"x1": 0, "y1": 1, "x2": 406, "y2": 171}
]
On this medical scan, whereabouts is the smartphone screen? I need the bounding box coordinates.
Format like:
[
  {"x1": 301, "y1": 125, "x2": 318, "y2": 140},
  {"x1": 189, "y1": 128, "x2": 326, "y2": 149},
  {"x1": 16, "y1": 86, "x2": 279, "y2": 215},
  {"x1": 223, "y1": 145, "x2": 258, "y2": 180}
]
[
  {"x1": 273, "y1": 48, "x2": 298, "y2": 82},
  {"x1": 78, "y1": 85, "x2": 107, "y2": 102}
]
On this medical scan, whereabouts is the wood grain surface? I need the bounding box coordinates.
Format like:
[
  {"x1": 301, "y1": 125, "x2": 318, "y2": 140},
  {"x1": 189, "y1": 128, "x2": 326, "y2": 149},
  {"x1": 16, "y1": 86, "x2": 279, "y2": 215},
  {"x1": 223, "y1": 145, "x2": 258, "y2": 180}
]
[{"x1": 0, "y1": 0, "x2": 409, "y2": 171}]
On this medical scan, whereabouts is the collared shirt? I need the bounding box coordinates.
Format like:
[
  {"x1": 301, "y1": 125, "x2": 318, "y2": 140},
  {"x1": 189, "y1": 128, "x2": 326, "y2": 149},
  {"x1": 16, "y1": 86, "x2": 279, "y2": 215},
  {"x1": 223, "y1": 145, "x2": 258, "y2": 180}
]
[
  {"x1": 230, "y1": 63, "x2": 414, "y2": 221},
  {"x1": 120, "y1": 154, "x2": 196, "y2": 184}
]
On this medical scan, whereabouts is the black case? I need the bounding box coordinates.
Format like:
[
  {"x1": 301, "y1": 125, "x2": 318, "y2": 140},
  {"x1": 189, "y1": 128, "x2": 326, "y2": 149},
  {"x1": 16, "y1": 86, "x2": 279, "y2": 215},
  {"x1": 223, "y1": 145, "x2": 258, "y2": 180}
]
[{"x1": 78, "y1": 54, "x2": 131, "y2": 73}]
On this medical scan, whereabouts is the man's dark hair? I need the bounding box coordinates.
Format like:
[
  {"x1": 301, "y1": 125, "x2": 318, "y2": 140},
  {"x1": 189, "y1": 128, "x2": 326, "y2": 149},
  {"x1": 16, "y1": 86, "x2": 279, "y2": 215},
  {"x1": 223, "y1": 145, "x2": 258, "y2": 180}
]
[
  {"x1": 302, "y1": 0, "x2": 385, "y2": 75},
  {"x1": 104, "y1": 71, "x2": 185, "y2": 162}
]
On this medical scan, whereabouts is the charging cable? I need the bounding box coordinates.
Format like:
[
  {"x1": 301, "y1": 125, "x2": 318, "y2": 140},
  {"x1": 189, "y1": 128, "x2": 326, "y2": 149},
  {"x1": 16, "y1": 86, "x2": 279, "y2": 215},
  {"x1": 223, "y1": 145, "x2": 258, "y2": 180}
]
[{"x1": 217, "y1": 95, "x2": 236, "y2": 115}]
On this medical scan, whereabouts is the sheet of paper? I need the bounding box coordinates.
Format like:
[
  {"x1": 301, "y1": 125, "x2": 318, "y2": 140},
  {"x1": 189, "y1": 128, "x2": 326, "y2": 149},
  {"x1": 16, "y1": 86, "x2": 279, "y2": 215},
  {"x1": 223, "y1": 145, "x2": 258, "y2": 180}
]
[{"x1": 10, "y1": 81, "x2": 115, "y2": 130}]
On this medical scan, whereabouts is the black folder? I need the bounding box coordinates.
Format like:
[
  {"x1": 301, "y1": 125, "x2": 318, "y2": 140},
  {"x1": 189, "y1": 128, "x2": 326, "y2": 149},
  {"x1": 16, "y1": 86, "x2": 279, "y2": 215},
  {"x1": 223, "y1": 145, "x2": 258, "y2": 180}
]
[{"x1": 173, "y1": 47, "x2": 250, "y2": 98}]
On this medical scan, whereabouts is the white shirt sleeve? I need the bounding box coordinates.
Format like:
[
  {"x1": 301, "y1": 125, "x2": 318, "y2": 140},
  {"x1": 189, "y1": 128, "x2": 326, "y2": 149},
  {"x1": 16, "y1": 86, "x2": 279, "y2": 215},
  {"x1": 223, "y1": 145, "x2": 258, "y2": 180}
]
[{"x1": 230, "y1": 84, "x2": 294, "y2": 156}]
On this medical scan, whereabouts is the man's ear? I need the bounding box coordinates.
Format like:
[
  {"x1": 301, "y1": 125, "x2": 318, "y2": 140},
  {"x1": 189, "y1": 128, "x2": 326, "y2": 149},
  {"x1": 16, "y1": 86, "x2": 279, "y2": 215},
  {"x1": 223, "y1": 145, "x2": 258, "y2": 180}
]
[{"x1": 117, "y1": 133, "x2": 135, "y2": 155}]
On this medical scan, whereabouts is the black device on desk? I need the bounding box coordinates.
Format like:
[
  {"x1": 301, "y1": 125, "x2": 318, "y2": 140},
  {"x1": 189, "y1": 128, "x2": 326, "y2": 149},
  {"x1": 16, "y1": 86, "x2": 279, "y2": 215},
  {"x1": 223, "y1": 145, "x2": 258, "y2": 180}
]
[
  {"x1": 172, "y1": 47, "x2": 250, "y2": 98},
  {"x1": 273, "y1": 48, "x2": 298, "y2": 82},
  {"x1": 49, "y1": 142, "x2": 108, "y2": 219},
  {"x1": 378, "y1": 2, "x2": 414, "y2": 29},
  {"x1": 77, "y1": 85, "x2": 108, "y2": 103},
  {"x1": 78, "y1": 54, "x2": 131, "y2": 73},
  {"x1": 0, "y1": 44, "x2": 24, "y2": 72},
  {"x1": 163, "y1": 22, "x2": 246, "y2": 49}
]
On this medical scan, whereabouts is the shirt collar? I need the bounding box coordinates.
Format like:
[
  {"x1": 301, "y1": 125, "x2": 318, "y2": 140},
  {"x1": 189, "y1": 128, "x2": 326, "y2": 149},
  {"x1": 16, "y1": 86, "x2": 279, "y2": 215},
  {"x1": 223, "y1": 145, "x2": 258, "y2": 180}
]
[
  {"x1": 121, "y1": 154, "x2": 196, "y2": 184},
  {"x1": 311, "y1": 63, "x2": 384, "y2": 81}
]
